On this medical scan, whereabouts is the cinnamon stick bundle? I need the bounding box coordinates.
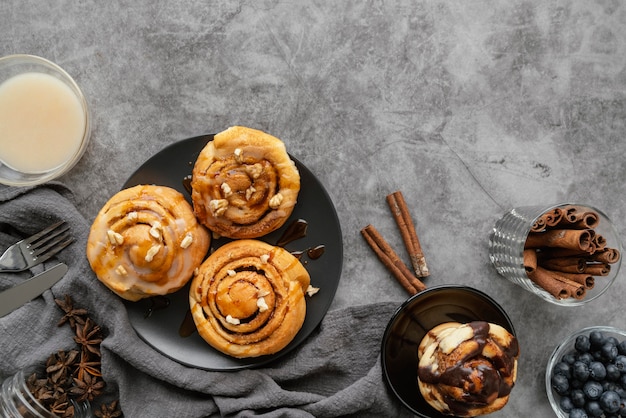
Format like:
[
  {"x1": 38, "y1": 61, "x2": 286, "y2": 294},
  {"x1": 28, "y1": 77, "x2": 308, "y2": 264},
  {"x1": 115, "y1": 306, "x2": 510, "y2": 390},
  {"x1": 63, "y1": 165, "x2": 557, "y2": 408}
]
[
  {"x1": 386, "y1": 191, "x2": 430, "y2": 278},
  {"x1": 361, "y1": 224, "x2": 426, "y2": 295},
  {"x1": 523, "y1": 205, "x2": 620, "y2": 301}
]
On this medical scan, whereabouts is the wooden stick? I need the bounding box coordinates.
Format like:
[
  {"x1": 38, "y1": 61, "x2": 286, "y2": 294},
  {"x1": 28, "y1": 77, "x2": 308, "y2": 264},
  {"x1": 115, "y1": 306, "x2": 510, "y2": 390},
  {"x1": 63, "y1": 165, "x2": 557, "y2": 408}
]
[
  {"x1": 361, "y1": 224, "x2": 426, "y2": 295},
  {"x1": 386, "y1": 191, "x2": 430, "y2": 278}
]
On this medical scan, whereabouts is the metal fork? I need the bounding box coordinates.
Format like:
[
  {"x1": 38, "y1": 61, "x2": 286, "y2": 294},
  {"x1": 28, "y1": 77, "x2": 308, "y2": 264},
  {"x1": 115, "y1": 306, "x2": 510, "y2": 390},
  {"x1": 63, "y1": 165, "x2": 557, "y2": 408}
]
[{"x1": 0, "y1": 221, "x2": 74, "y2": 273}]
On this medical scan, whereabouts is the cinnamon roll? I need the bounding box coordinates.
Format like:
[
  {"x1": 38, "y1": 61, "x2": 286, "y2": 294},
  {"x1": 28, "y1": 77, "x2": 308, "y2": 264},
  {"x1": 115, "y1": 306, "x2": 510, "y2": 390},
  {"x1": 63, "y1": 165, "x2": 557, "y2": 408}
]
[
  {"x1": 417, "y1": 321, "x2": 519, "y2": 417},
  {"x1": 191, "y1": 126, "x2": 300, "y2": 239},
  {"x1": 189, "y1": 239, "x2": 310, "y2": 358},
  {"x1": 87, "y1": 185, "x2": 210, "y2": 301}
]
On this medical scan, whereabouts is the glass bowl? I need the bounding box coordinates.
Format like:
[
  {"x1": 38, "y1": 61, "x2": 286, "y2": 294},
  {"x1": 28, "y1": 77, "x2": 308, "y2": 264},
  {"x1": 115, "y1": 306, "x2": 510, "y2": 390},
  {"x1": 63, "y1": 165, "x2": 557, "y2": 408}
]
[
  {"x1": 0, "y1": 54, "x2": 90, "y2": 186},
  {"x1": 546, "y1": 326, "x2": 626, "y2": 418},
  {"x1": 489, "y1": 203, "x2": 622, "y2": 306},
  {"x1": 380, "y1": 285, "x2": 517, "y2": 417}
]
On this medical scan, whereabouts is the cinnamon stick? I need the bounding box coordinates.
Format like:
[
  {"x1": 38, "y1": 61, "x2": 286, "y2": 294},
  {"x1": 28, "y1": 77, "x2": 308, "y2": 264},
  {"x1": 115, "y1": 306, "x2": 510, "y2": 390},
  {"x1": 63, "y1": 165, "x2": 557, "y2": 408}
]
[
  {"x1": 386, "y1": 191, "x2": 430, "y2": 278},
  {"x1": 361, "y1": 224, "x2": 426, "y2": 295},
  {"x1": 527, "y1": 266, "x2": 586, "y2": 300},
  {"x1": 525, "y1": 229, "x2": 593, "y2": 252},
  {"x1": 523, "y1": 249, "x2": 538, "y2": 274},
  {"x1": 539, "y1": 257, "x2": 586, "y2": 274}
]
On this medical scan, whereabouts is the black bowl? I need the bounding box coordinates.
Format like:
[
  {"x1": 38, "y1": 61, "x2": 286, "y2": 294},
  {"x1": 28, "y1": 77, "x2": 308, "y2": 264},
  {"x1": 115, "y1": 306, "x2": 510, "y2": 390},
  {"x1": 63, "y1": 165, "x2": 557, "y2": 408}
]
[{"x1": 381, "y1": 285, "x2": 517, "y2": 417}]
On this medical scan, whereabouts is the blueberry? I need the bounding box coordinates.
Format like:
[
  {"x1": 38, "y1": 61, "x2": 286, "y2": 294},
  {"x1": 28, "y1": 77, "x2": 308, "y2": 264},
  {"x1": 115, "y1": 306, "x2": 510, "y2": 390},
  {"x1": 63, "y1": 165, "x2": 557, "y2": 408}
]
[
  {"x1": 590, "y1": 331, "x2": 606, "y2": 350},
  {"x1": 552, "y1": 373, "x2": 570, "y2": 395},
  {"x1": 569, "y1": 407, "x2": 589, "y2": 418},
  {"x1": 589, "y1": 361, "x2": 607, "y2": 381},
  {"x1": 620, "y1": 400, "x2": 626, "y2": 417},
  {"x1": 573, "y1": 361, "x2": 591, "y2": 382},
  {"x1": 586, "y1": 400, "x2": 604, "y2": 417},
  {"x1": 560, "y1": 396, "x2": 575, "y2": 412},
  {"x1": 604, "y1": 382, "x2": 621, "y2": 392},
  {"x1": 615, "y1": 355, "x2": 626, "y2": 372},
  {"x1": 620, "y1": 374, "x2": 626, "y2": 388},
  {"x1": 571, "y1": 389, "x2": 587, "y2": 407},
  {"x1": 607, "y1": 364, "x2": 621, "y2": 381},
  {"x1": 579, "y1": 353, "x2": 595, "y2": 365},
  {"x1": 584, "y1": 381, "x2": 604, "y2": 400},
  {"x1": 563, "y1": 353, "x2": 578, "y2": 365},
  {"x1": 570, "y1": 379, "x2": 584, "y2": 390},
  {"x1": 600, "y1": 391, "x2": 622, "y2": 414},
  {"x1": 604, "y1": 342, "x2": 620, "y2": 361},
  {"x1": 617, "y1": 340, "x2": 626, "y2": 355},
  {"x1": 554, "y1": 361, "x2": 572, "y2": 378},
  {"x1": 576, "y1": 335, "x2": 592, "y2": 353}
]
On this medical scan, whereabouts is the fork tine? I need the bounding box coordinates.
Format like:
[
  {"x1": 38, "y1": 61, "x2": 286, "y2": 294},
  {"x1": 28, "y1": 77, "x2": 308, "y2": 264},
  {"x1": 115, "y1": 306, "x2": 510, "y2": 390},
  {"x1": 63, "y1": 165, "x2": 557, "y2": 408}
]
[
  {"x1": 22, "y1": 221, "x2": 67, "y2": 246},
  {"x1": 27, "y1": 222, "x2": 70, "y2": 250},
  {"x1": 31, "y1": 231, "x2": 73, "y2": 257},
  {"x1": 31, "y1": 236, "x2": 75, "y2": 264}
]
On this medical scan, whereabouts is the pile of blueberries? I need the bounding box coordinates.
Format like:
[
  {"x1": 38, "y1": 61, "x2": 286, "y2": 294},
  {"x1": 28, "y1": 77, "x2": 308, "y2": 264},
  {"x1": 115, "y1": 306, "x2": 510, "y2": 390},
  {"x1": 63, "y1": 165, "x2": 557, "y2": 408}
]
[{"x1": 551, "y1": 330, "x2": 626, "y2": 418}]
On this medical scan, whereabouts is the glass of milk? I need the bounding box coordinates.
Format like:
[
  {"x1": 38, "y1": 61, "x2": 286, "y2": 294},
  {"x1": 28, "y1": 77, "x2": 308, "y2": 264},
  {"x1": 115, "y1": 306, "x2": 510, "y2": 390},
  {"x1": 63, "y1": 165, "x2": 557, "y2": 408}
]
[{"x1": 0, "y1": 54, "x2": 90, "y2": 186}]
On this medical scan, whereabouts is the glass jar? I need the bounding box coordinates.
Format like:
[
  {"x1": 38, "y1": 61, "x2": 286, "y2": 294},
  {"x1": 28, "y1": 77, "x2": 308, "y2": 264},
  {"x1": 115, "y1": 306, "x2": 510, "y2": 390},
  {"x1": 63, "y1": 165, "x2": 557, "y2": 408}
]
[{"x1": 0, "y1": 370, "x2": 91, "y2": 418}]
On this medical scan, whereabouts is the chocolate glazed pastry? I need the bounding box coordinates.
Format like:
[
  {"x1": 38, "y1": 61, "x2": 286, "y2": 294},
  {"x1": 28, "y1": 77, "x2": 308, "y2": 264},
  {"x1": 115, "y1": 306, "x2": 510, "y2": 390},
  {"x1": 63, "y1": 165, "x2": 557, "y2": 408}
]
[
  {"x1": 191, "y1": 126, "x2": 300, "y2": 239},
  {"x1": 189, "y1": 239, "x2": 310, "y2": 358},
  {"x1": 417, "y1": 321, "x2": 519, "y2": 417},
  {"x1": 87, "y1": 185, "x2": 211, "y2": 301}
]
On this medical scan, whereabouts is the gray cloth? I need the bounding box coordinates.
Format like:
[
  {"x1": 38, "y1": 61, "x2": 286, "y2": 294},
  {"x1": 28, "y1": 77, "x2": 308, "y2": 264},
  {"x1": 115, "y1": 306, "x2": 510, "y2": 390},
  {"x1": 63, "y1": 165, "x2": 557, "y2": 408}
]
[{"x1": 0, "y1": 184, "x2": 411, "y2": 418}]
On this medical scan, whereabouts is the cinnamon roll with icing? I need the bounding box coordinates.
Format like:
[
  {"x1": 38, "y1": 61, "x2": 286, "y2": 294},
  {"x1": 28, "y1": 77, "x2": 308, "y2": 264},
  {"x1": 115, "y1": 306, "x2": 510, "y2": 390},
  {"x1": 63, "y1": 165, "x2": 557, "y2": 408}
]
[
  {"x1": 417, "y1": 321, "x2": 519, "y2": 417},
  {"x1": 191, "y1": 126, "x2": 300, "y2": 239},
  {"x1": 87, "y1": 185, "x2": 210, "y2": 301},
  {"x1": 189, "y1": 239, "x2": 310, "y2": 358}
]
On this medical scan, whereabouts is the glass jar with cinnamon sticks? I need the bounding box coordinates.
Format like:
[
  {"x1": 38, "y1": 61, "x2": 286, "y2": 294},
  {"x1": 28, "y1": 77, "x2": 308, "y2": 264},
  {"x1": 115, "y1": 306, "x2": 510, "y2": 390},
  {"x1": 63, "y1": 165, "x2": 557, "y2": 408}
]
[{"x1": 489, "y1": 203, "x2": 622, "y2": 306}]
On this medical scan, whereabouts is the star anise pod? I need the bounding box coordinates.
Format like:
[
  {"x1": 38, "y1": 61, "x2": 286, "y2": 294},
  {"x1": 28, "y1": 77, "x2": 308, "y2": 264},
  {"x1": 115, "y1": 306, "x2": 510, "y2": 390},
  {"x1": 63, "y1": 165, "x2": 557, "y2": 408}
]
[
  {"x1": 74, "y1": 350, "x2": 102, "y2": 381},
  {"x1": 55, "y1": 295, "x2": 89, "y2": 329},
  {"x1": 69, "y1": 373, "x2": 105, "y2": 402},
  {"x1": 74, "y1": 317, "x2": 103, "y2": 357},
  {"x1": 26, "y1": 372, "x2": 48, "y2": 394},
  {"x1": 48, "y1": 393, "x2": 75, "y2": 418},
  {"x1": 94, "y1": 400, "x2": 123, "y2": 418},
  {"x1": 46, "y1": 349, "x2": 79, "y2": 383}
]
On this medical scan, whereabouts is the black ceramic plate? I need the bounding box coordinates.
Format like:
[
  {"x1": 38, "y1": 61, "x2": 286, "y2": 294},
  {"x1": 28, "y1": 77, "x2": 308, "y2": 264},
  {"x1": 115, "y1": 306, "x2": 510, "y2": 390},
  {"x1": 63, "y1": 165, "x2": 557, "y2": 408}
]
[
  {"x1": 380, "y1": 285, "x2": 516, "y2": 418},
  {"x1": 122, "y1": 134, "x2": 343, "y2": 371}
]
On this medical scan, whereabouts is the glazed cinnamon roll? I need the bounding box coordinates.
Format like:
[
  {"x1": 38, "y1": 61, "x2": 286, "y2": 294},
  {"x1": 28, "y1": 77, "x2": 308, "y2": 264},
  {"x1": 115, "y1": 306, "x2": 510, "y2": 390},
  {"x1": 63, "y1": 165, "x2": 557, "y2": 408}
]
[
  {"x1": 189, "y1": 239, "x2": 310, "y2": 358},
  {"x1": 87, "y1": 185, "x2": 210, "y2": 301},
  {"x1": 191, "y1": 126, "x2": 300, "y2": 239},
  {"x1": 417, "y1": 321, "x2": 519, "y2": 417}
]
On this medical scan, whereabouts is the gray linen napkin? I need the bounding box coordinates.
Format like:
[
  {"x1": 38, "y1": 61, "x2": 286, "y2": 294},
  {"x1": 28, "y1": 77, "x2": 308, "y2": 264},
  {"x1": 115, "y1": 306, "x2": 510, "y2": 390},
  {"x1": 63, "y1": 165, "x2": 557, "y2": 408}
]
[{"x1": 0, "y1": 184, "x2": 412, "y2": 418}]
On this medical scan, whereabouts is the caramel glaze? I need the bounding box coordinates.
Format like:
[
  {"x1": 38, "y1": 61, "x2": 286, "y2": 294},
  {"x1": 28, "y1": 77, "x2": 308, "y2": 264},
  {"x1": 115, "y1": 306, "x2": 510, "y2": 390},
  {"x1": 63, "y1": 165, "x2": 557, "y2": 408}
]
[{"x1": 418, "y1": 322, "x2": 519, "y2": 416}]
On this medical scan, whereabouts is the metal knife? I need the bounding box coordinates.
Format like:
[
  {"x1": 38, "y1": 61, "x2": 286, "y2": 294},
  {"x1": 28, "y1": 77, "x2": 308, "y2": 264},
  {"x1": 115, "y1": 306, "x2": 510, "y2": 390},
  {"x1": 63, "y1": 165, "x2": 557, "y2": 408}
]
[{"x1": 0, "y1": 263, "x2": 68, "y2": 317}]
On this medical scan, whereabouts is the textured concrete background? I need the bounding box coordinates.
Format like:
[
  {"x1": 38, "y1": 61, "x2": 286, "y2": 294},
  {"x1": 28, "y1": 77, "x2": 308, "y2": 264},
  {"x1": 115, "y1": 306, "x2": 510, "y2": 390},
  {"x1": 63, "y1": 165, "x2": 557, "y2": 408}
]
[{"x1": 3, "y1": 1, "x2": 626, "y2": 416}]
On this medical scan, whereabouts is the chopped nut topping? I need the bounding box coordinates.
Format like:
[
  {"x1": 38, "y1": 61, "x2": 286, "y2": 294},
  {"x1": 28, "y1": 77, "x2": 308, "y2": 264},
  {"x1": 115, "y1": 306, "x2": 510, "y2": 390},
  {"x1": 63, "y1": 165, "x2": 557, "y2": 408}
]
[
  {"x1": 106, "y1": 229, "x2": 124, "y2": 245},
  {"x1": 269, "y1": 193, "x2": 283, "y2": 209},
  {"x1": 209, "y1": 199, "x2": 229, "y2": 216},
  {"x1": 127, "y1": 211, "x2": 138, "y2": 221},
  {"x1": 257, "y1": 297, "x2": 269, "y2": 312},
  {"x1": 144, "y1": 244, "x2": 161, "y2": 262},
  {"x1": 234, "y1": 148, "x2": 243, "y2": 163},
  {"x1": 257, "y1": 289, "x2": 270, "y2": 297},
  {"x1": 260, "y1": 254, "x2": 270, "y2": 263},
  {"x1": 221, "y1": 182, "x2": 232, "y2": 196},
  {"x1": 225, "y1": 315, "x2": 240, "y2": 325},
  {"x1": 245, "y1": 186, "x2": 256, "y2": 200},
  {"x1": 149, "y1": 221, "x2": 162, "y2": 240},
  {"x1": 115, "y1": 265, "x2": 128, "y2": 276},
  {"x1": 227, "y1": 269, "x2": 236, "y2": 276},
  {"x1": 245, "y1": 163, "x2": 263, "y2": 179},
  {"x1": 180, "y1": 233, "x2": 193, "y2": 249},
  {"x1": 306, "y1": 285, "x2": 320, "y2": 297}
]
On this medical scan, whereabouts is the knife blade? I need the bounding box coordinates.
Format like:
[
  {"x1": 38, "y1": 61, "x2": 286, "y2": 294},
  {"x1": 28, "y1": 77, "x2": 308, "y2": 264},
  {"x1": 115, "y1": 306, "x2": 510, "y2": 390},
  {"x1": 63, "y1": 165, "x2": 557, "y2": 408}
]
[{"x1": 0, "y1": 263, "x2": 68, "y2": 317}]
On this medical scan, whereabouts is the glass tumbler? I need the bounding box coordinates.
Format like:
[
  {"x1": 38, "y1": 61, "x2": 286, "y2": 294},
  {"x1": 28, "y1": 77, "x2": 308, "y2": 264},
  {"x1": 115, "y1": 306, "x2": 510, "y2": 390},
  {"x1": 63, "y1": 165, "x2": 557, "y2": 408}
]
[
  {"x1": 488, "y1": 203, "x2": 622, "y2": 306},
  {"x1": 0, "y1": 370, "x2": 91, "y2": 418}
]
